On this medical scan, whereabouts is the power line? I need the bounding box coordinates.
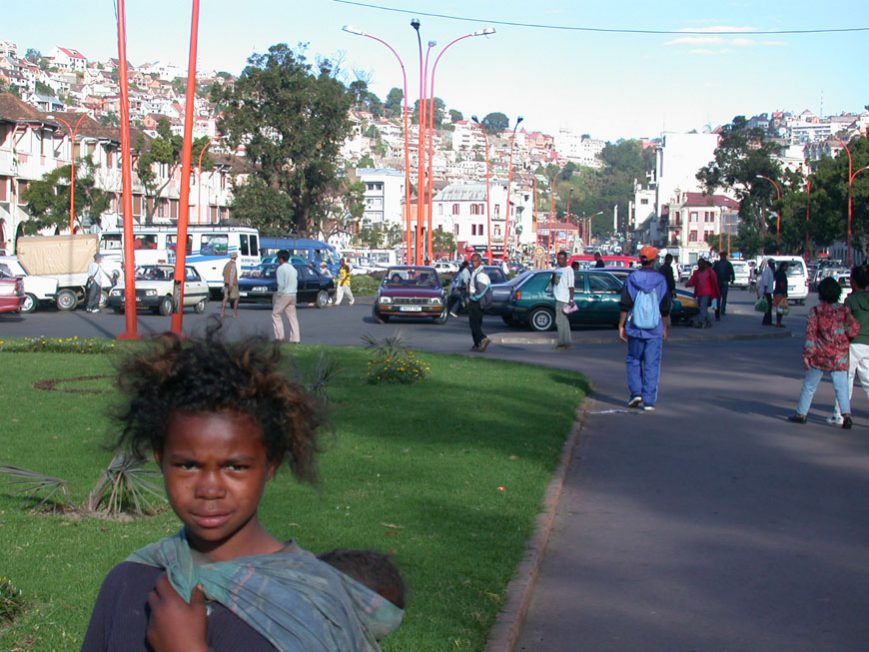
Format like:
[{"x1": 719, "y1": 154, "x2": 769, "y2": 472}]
[{"x1": 333, "y1": 0, "x2": 869, "y2": 35}]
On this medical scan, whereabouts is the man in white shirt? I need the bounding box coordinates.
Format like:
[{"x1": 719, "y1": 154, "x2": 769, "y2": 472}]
[
  {"x1": 468, "y1": 253, "x2": 491, "y2": 352},
  {"x1": 272, "y1": 250, "x2": 300, "y2": 342},
  {"x1": 553, "y1": 251, "x2": 575, "y2": 349},
  {"x1": 85, "y1": 253, "x2": 112, "y2": 313}
]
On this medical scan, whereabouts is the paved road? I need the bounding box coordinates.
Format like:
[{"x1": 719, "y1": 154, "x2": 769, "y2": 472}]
[{"x1": 515, "y1": 316, "x2": 869, "y2": 650}]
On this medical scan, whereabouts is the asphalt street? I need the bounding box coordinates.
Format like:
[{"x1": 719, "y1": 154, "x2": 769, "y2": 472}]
[{"x1": 5, "y1": 289, "x2": 869, "y2": 650}]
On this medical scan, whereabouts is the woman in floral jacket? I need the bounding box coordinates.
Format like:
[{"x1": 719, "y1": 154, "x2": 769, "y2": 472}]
[{"x1": 789, "y1": 277, "x2": 861, "y2": 429}]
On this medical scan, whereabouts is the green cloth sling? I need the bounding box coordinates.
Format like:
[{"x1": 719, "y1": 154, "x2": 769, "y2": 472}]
[{"x1": 127, "y1": 530, "x2": 403, "y2": 651}]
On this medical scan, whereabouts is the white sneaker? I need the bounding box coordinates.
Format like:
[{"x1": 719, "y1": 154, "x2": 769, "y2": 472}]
[
  {"x1": 643, "y1": 405, "x2": 656, "y2": 411},
  {"x1": 628, "y1": 396, "x2": 643, "y2": 408},
  {"x1": 826, "y1": 415, "x2": 844, "y2": 426}
]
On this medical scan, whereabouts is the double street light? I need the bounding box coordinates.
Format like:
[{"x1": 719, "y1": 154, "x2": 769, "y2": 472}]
[
  {"x1": 755, "y1": 174, "x2": 782, "y2": 254},
  {"x1": 47, "y1": 112, "x2": 88, "y2": 233},
  {"x1": 344, "y1": 22, "x2": 494, "y2": 264}
]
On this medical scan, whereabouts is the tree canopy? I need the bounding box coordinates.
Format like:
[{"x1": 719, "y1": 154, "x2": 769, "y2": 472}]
[
  {"x1": 212, "y1": 43, "x2": 354, "y2": 236},
  {"x1": 480, "y1": 112, "x2": 509, "y2": 135},
  {"x1": 22, "y1": 158, "x2": 109, "y2": 233}
]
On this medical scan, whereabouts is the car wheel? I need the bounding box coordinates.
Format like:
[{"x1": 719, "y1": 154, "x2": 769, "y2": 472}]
[
  {"x1": 194, "y1": 297, "x2": 207, "y2": 314},
  {"x1": 21, "y1": 293, "x2": 37, "y2": 313},
  {"x1": 434, "y1": 309, "x2": 448, "y2": 325},
  {"x1": 528, "y1": 307, "x2": 555, "y2": 332},
  {"x1": 315, "y1": 290, "x2": 330, "y2": 309},
  {"x1": 159, "y1": 296, "x2": 174, "y2": 316},
  {"x1": 56, "y1": 289, "x2": 78, "y2": 311},
  {"x1": 99, "y1": 290, "x2": 109, "y2": 309}
]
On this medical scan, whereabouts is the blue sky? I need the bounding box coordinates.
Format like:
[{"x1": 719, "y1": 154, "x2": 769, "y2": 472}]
[{"x1": 5, "y1": 0, "x2": 867, "y2": 140}]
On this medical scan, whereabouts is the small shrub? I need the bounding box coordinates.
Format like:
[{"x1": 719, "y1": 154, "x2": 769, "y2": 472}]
[
  {"x1": 0, "y1": 577, "x2": 26, "y2": 623},
  {"x1": 87, "y1": 454, "x2": 165, "y2": 516},
  {"x1": 362, "y1": 333, "x2": 431, "y2": 385}
]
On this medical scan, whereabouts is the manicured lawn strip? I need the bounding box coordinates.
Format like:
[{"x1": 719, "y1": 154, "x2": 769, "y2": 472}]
[{"x1": 0, "y1": 347, "x2": 587, "y2": 651}]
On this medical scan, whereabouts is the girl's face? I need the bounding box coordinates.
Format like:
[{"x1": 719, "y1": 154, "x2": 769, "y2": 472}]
[{"x1": 156, "y1": 410, "x2": 280, "y2": 562}]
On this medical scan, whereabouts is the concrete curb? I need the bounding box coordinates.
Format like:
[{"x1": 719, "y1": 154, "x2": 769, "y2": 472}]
[
  {"x1": 493, "y1": 329, "x2": 792, "y2": 346},
  {"x1": 484, "y1": 402, "x2": 589, "y2": 652}
]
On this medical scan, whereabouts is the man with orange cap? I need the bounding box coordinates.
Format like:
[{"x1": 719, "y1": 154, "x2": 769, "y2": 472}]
[{"x1": 618, "y1": 246, "x2": 671, "y2": 411}]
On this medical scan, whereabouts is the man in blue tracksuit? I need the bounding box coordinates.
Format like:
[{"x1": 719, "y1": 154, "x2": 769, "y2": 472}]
[{"x1": 618, "y1": 246, "x2": 672, "y2": 411}]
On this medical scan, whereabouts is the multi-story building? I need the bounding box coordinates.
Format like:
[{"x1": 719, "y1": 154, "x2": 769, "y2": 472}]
[
  {"x1": 47, "y1": 47, "x2": 88, "y2": 73},
  {"x1": 663, "y1": 191, "x2": 739, "y2": 263},
  {"x1": 654, "y1": 132, "x2": 720, "y2": 218},
  {"x1": 356, "y1": 167, "x2": 405, "y2": 228}
]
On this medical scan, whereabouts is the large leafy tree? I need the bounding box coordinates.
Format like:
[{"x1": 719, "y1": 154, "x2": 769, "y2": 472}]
[
  {"x1": 136, "y1": 118, "x2": 210, "y2": 224},
  {"x1": 212, "y1": 43, "x2": 353, "y2": 236},
  {"x1": 22, "y1": 158, "x2": 110, "y2": 233},
  {"x1": 697, "y1": 116, "x2": 788, "y2": 256},
  {"x1": 383, "y1": 87, "x2": 404, "y2": 119},
  {"x1": 480, "y1": 112, "x2": 509, "y2": 135},
  {"x1": 412, "y1": 97, "x2": 445, "y2": 127}
]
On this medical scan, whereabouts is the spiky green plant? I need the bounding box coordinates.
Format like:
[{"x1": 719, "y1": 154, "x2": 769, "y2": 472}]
[
  {"x1": 87, "y1": 453, "x2": 165, "y2": 516},
  {"x1": 0, "y1": 465, "x2": 71, "y2": 511}
]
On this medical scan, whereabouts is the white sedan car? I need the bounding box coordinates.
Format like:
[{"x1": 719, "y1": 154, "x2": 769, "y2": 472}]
[
  {"x1": 108, "y1": 265, "x2": 209, "y2": 315},
  {"x1": 0, "y1": 255, "x2": 60, "y2": 313}
]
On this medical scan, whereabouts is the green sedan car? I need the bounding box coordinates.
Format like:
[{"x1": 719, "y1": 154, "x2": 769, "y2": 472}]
[{"x1": 507, "y1": 269, "x2": 695, "y2": 331}]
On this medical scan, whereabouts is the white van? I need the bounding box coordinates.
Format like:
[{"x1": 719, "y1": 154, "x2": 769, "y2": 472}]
[
  {"x1": 730, "y1": 261, "x2": 751, "y2": 289},
  {"x1": 763, "y1": 256, "x2": 809, "y2": 304}
]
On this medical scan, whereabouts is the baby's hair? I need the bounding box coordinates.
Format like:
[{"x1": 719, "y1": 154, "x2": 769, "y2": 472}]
[
  {"x1": 318, "y1": 549, "x2": 406, "y2": 609},
  {"x1": 113, "y1": 327, "x2": 323, "y2": 483}
]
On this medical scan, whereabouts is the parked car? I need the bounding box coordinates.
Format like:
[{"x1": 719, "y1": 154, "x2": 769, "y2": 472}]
[
  {"x1": 678, "y1": 263, "x2": 694, "y2": 282},
  {"x1": 433, "y1": 261, "x2": 458, "y2": 274},
  {"x1": 0, "y1": 266, "x2": 25, "y2": 314},
  {"x1": 508, "y1": 269, "x2": 625, "y2": 331},
  {"x1": 373, "y1": 266, "x2": 447, "y2": 324},
  {"x1": 487, "y1": 271, "x2": 534, "y2": 323},
  {"x1": 0, "y1": 255, "x2": 60, "y2": 313},
  {"x1": 237, "y1": 263, "x2": 334, "y2": 308},
  {"x1": 107, "y1": 265, "x2": 209, "y2": 315},
  {"x1": 482, "y1": 265, "x2": 509, "y2": 285},
  {"x1": 601, "y1": 267, "x2": 700, "y2": 324}
]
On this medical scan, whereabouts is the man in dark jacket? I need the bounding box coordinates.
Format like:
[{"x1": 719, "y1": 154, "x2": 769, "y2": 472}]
[
  {"x1": 618, "y1": 246, "x2": 672, "y2": 411},
  {"x1": 712, "y1": 251, "x2": 735, "y2": 320},
  {"x1": 660, "y1": 253, "x2": 676, "y2": 297}
]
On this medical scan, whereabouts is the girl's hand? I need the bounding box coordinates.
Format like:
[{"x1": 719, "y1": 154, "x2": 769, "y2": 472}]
[{"x1": 147, "y1": 574, "x2": 208, "y2": 652}]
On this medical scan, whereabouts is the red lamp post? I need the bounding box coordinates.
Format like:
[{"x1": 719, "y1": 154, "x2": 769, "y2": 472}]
[
  {"x1": 835, "y1": 138, "x2": 855, "y2": 266},
  {"x1": 471, "y1": 116, "x2": 492, "y2": 261},
  {"x1": 849, "y1": 165, "x2": 869, "y2": 264},
  {"x1": 805, "y1": 174, "x2": 812, "y2": 260},
  {"x1": 170, "y1": 0, "x2": 201, "y2": 336},
  {"x1": 756, "y1": 174, "x2": 782, "y2": 254},
  {"x1": 425, "y1": 28, "x2": 496, "y2": 262},
  {"x1": 47, "y1": 112, "x2": 88, "y2": 233},
  {"x1": 504, "y1": 116, "x2": 523, "y2": 260},
  {"x1": 196, "y1": 138, "x2": 212, "y2": 225},
  {"x1": 342, "y1": 26, "x2": 413, "y2": 264},
  {"x1": 114, "y1": 0, "x2": 138, "y2": 340}
]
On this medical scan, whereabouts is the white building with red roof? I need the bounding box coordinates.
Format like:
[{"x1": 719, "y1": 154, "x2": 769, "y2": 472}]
[{"x1": 47, "y1": 46, "x2": 88, "y2": 72}]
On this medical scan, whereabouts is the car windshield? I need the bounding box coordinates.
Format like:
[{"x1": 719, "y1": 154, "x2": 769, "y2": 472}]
[
  {"x1": 134, "y1": 266, "x2": 173, "y2": 280},
  {"x1": 248, "y1": 264, "x2": 278, "y2": 278},
  {"x1": 383, "y1": 269, "x2": 438, "y2": 288},
  {"x1": 785, "y1": 265, "x2": 805, "y2": 277}
]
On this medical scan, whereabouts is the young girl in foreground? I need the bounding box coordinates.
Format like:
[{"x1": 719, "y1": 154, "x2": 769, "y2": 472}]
[{"x1": 82, "y1": 332, "x2": 402, "y2": 651}]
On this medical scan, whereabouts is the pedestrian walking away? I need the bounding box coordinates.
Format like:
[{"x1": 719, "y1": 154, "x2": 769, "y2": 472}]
[
  {"x1": 467, "y1": 253, "x2": 492, "y2": 352},
  {"x1": 831, "y1": 264, "x2": 869, "y2": 424},
  {"x1": 618, "y1": 245, "x2": 671, "y2": 411},
  {"x1": 660, "y1": 253, "x2": 676, "y2": 298},
  {"x1": 758, "y1": 258, "x2": 776, "y2": 325},
  {"x1": 448, "y1": 261, "x2": 470, "y2": 317},
  {"x1": 686, "y1": 257, "x2": 720, "y2": 327},
  {"x1": 272, "y1": 250, "x2": 300, "y2": 343},
  {"x1": 333, "y1": 258, "x2": 355, "y2": 306},
  {"x1": 773, "y1": 260, "x2": 789, "y2": 328},
  {"x1": 712, "y1": 251, "x2": 735, "y2": 320},
  {"x1": 788, "y1": 277, "x2": 860, "y2": 429},
  {"x1": 220, "y1": 251, "x2": 240, "y2": 319},
  {"x1": 553, "y1": 250, "x2": 575, "y2": 349},
  {"x1": 85, "y1": 253, "x2": 112, "y2": 313}
]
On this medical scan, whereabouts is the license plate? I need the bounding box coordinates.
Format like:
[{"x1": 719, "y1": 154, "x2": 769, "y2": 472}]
[
  {"x1": 252, "y1": 287, "x2": 268, "y2": 293},
  {"x1": 239, "y1": 291, "x2": 248, "y2": 297},
  {"x1": 400, "y1": 305, "x2": 423, "y2": 312}
]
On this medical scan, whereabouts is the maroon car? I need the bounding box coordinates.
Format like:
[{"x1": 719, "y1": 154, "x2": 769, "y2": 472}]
[
  {"x1": 0, "y1": 267, "x2": 24, "y2": 314},
  {"x1": 373, "y1": 266, "x2": 447, "y2": 324}
]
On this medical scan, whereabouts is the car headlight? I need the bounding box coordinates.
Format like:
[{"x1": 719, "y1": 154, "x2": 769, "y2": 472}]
[
  {"x1": 378, "y1": 296, "x2": 392, "y2": 304},
  {"x1": 431, "y1": 298, "x2": 443, "y2": 306},
  {"x1": 110, "y1": 289, "x2": 122, "y2": 296},
  {"x1": 145, "y1": 289, "x2": 158, "y2": 297}
]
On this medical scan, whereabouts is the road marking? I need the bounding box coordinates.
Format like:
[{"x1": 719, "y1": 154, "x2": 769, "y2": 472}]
[{"x1": 588, "y1": 408, "x2": 641, "y2": 415}]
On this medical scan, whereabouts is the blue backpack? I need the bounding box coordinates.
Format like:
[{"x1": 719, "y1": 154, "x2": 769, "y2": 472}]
[{"x1": 631, "y1": 286, "x2": 660, "y2": 329}]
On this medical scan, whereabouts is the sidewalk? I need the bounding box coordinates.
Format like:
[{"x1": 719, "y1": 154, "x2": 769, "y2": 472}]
[{"x1": 484, "y1": 311, "x2": 869, "y2": 652}]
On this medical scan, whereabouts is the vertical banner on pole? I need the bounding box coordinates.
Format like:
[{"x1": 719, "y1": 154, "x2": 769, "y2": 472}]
[
  {"x1": 115, "y1": 0, "x2": 138, "y2": 340},
  {"x1": 171, "y1": 0, "x2": 201, "y2": 335}
]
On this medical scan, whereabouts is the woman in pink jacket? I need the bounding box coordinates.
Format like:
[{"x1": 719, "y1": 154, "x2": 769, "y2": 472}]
[{"x1": 686, "y1": 258, "x2": 721, "y2": 328}]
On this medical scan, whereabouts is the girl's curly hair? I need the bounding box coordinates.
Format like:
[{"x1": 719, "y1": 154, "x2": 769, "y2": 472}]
[{"x1": 113, "y1": 329, "x2": 323, "y2": 484}]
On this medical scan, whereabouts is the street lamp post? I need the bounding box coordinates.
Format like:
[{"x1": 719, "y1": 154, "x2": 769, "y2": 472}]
[
  {"x1": 471, "y1": 116, "x2": 492, "y2": 261},
  {"x1": 47, "y1": 112, "x2": 88, "y2": 233},
  {"x1": 756, "y1": 174, "x2": 782, "y2": 254},
  {"x1": 504, "y1": 116, "x2": 523, "y2": 260},
  {"x1": 805, "y1": 175, "x2": 812, "y2": 260},
  {"x1": 342, "y1": 26, "x2": 413, "y2": 264},
  {"x1": 849, "y1": 165, "x2": 869, "y2": 264},
  {"x1": 836, "y1": 138, "x2": 854, "y2": 266}
]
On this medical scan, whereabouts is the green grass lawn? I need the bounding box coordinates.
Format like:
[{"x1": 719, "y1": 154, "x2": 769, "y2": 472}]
[{"x1": 0, "y1": 344, "x2": 588, "y2": 651}]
